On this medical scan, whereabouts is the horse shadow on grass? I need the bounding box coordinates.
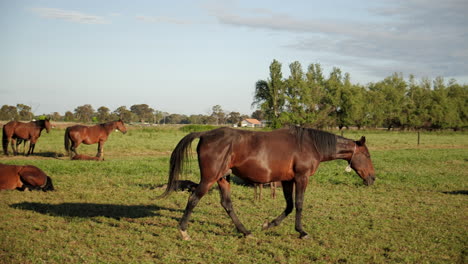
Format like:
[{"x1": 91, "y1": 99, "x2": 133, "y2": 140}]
[
  {"x1": 10, "y1": 202, "x2": 182, "y2": 220},
  {"x1": 441, "y1": 190, "x2": 468, "y2": 195}
]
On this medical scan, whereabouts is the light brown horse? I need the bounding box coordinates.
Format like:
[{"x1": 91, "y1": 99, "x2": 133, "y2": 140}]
[
  {"x1": 161, "y1": 126, "x2": 375, "y2": 240},
  {"x1": 0, "y1": 163, "x2": 54, "y2": 191},
  {"x1": 64, "y1": 120, "x2": 127, "y2": 158},
  {"x1": 2, "y1": 119, "x2": 51, "y2": 156}
]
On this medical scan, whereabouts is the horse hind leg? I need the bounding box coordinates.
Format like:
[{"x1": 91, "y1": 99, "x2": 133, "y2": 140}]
[
  {"x1": 262, "y1": 180, "x2": 294, "y2": 230},
  {"x1": 218, "y1": 176, "x2": 252, "y2": 237},
  {"x1": 179, "y1": 179, "x2": 215, "y2": 240}
]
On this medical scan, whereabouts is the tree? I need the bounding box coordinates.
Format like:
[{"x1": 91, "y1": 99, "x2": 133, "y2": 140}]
[
  {"x1": 96, "y1": 106, "x2": 111, "y2": 122},
  {"x1": 252, "y1": 59, "x2": 285, "y2": 128},
  {"x1": 282, "y1": 61, "x2": 307, "y2": 125},
  {"x1": 130, "y1": 104, "x2": 155, "y2": 123},
  {"x1": 64, "y1": 111, "x2": 74, "y2": 122},
  {"x1": 50, "y1": 112, "x2": 62, "y2": 121},
  {"x1": 368, "y1": 73, "x2": 408, "y2": 129},
  {"x1": 113, "y1": 106, "x2": 135, "y2": 122},
  {"x1": 227, "y1": 111, "x2": 241, "y2": 124},
  {"x1": 211, "y1": 105, "x2": 226, "y2": 125},
  {"x1": 251, "y1": 110, "x2": 264, "y2": 120},
  {"x1": 0, "y1": 105, "x2": 18, "y2": 120},
  {"x1": 74, "y1": 104, "x2": 95, "y2": 123},
  {"x1": 17, "y1": 104, "x2": 33, "y2": 121}
]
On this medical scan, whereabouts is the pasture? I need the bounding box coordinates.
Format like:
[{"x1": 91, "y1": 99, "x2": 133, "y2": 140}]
[{"x1": 0, "y1": 125, "x2": 467, "y2": 263}]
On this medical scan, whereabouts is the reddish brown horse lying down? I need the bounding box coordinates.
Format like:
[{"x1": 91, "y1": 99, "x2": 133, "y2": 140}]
[
  {"x1": 71, "y1": 154, "x2": 104, "y2": 161},
  {"x1": 2, "y1": 119, "x2": 51, "y2": 156},
  {"x1": 64, "y1": 120, "x2": 127, "y2": 159},
  {"x1": 0, "y1": 163, "x2": 54, "y2": 191},
  {"x1": 161, "y1": 126, "x2": 375, "y2": 240}
]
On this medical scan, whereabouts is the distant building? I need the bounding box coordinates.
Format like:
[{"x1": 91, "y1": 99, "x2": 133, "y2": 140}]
[{"x1": 241, "y1": 118, "x2": 262, "y2": 128}]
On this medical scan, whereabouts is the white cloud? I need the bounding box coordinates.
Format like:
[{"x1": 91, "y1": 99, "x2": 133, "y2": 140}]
[
  {"x1": 136, "y1": 15, "x2": 193, "y2": 25},
  {"x1": 30, "y1": 7, "x2": 109, "y2": 24},
  {"x1": 207, "y1": 0, "x2": 468, "y2": 79}
]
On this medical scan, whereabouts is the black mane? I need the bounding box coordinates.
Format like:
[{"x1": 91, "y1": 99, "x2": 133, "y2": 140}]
[{"x1": 290, "y1": 126, "x2": 337, "y2": 157}]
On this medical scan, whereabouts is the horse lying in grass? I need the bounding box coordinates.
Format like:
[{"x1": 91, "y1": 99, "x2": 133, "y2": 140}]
[
  {"x1": 0, "y1": 163, "x2": 54, "y2": 191},
  {"x1": 161, "y1": 126, "x2": 375, "y2": 240}
]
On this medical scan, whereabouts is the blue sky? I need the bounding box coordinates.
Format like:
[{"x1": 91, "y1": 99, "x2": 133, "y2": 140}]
[{"x1": 1, "y1": 0, "x2": 467, "y2": 116}]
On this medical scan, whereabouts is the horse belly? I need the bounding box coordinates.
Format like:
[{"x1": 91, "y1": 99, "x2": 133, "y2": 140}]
[{"x1": 232, "y1": 159, "x2": 294, "y2": 183}]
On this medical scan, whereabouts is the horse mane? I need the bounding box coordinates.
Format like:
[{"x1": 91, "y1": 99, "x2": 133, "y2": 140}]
[{"x1": 289, "y1": 126, "x2": 337, "y2": 157}]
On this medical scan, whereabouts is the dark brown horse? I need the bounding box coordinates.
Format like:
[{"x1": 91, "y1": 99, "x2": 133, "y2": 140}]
[
  {"x1": 64, "y1": 120, "x2": 127, "y2": 158},
  {"x1": 161, "y1": 127, "x2": 375, "y2": 240},
  {"x1": 0, "y1": 163, "x2": 54, "y2": 191},
  {"x1": 2, "y1": 119, "x2": 51, "y2": 156}
]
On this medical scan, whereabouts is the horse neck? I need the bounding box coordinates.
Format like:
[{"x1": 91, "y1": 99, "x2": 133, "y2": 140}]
[
  {"x1": 321, "y1": 137, "x2": 355, "y2": 162},
  {"x1": 102, "y1": 122, "x2": 116, "y2": 134}
]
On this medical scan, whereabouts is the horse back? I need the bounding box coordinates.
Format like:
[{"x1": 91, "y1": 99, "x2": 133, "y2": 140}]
[
  {"x1": 18, "y1": 165, "x2": 48, "y2": 187},
  {"x1": 197, "y1": 128, "x2": 315, "y2": 183}
]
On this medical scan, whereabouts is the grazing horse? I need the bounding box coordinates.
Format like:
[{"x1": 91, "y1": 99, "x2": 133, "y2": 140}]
[
  {"x1": 161, "y1": 127, "x2": 375, "y2": 240},
  {"x1": 2, "y1": 119, "x2": 51, "y2": 156},
  {"x1": 0, "y1": 163, "x2": 54, "y2": 191},
  {"x1": 64, "y1": 120, "x2": 127, "y2": 158}
]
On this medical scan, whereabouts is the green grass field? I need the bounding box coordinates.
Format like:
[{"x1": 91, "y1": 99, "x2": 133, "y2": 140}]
[{"x1": 1, "y1": 125, "x2": 467, "y2": 263}]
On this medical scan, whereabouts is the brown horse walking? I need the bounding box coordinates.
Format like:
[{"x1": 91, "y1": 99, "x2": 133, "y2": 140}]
[
  {"x1": 161, "y1": 127, "x2": 375, "y2": 240},
  {"x1": 64, "y1": 120, "x2": 127, "y2": 158},
  {"x1": 0, "y1": 163, "x2": 54, "y2": 191},
  {"x1": 2, "y1": 119, "x2": 51, "y2": 156}
]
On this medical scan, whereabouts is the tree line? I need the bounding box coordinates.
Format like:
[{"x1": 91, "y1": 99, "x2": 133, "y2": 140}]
[
  {"x1": 253, "y1": 60, "x2": 467, "y2": 130},
  {"x1": 0, "y1": 103, "x2": 252, "y2": 126},
  {"x1": 2, "y1": 59, "x2": 466, "y2": 130}
]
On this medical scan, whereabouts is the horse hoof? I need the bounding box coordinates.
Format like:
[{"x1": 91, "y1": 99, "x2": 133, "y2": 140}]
[
  {"x1": 179, "y1": 230, "x2": 191, "y2": 241},
  {"x1": 300, "y1": 234, "x2": 309, "y2": 240},
  {"x1": 262, "y1": 222, "x2": 270, "y2": 230}
]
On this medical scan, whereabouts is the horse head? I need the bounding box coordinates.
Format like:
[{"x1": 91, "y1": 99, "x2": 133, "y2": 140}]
[
  {"x1": 117, "y1": 119, "x2": 127, "y2": 134},
  {"x1": 350, "y1": 136, "x2": 375, "y2": 186},
  {"x1": 44, "y1": 118, "x2": 51, "y2": 133}
]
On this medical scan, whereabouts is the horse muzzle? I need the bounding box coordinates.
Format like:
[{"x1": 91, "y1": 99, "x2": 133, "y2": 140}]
[{"x1": 364, "y1": 174, "x2": 375, "y2": 186}]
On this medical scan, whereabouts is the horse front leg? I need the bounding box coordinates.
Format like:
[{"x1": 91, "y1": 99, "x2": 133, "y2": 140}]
[
  {"x1": 11, "y1": 138, "x2": 18, "y2": 155},
  {"x1": 97, "y1": 141, "x2": 104, "y2": 158},
  {"x1": 27, "y1": 139, "x2": 37, "y2": 156},
  {"x1": 218, "y1": 177, "x2": 252, "y2": 237},
  {"x1": 294, "y1": 175, "x2": 309, "y2": 239},
  {"x1": 262, "y1": 180, "x2": 294, "y2": 230}
]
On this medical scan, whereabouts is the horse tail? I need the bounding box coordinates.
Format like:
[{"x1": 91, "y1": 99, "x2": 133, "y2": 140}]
[
  {"x1": 2, "y1": 124, "x2": 8, "y2": 155},
  {"x1": 159, "y1": 131, "x2": 205, "y2": 198},
  {"x1": 64, "y1": 127, "x2": 71, "y2": 154}
]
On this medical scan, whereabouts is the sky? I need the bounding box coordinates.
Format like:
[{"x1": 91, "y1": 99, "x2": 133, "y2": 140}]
[{"x1": 1, "y1": 0, "x2": 467, "y2": 116}]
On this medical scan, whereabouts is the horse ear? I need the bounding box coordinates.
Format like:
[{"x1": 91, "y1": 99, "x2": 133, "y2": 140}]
[{"x1": 358, "y1": 136, "x2": 366, "y2": 145}]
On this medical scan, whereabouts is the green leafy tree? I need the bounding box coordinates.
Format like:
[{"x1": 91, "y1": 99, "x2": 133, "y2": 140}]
[
  {"x1": 17, "y1": 104, "x2": 33, "y2": 121},
  {"x1": 227, "y1": 111, "x2": 241, "y2": 124},
  {"x1": 211, "y1": 105, "x2": 226, "y2": 125},
  {"x1": 252, "y1": 59, "x2": 285, "y2": 128},
  {"x1": 130, "y1": 104, "x2": 155, "y2": 123},
  {"x1": 74, "y1": 104, "x2": 95, "y2": 123},
  {"x1": 282, "y1": 61, "x2": 307, "y2": 125},
  {"x1": 64, "y1": 111, "x2": 74, "y2": 122},
  {"x1": 113, "y1": 106, "x2": 135, "y2": 122},
  {"x1": 96, "y1": 106, "x2": 111, "y2": 122},
  {"x1": 0, "y1": 105, "x2": 18, "y2": 120}
]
